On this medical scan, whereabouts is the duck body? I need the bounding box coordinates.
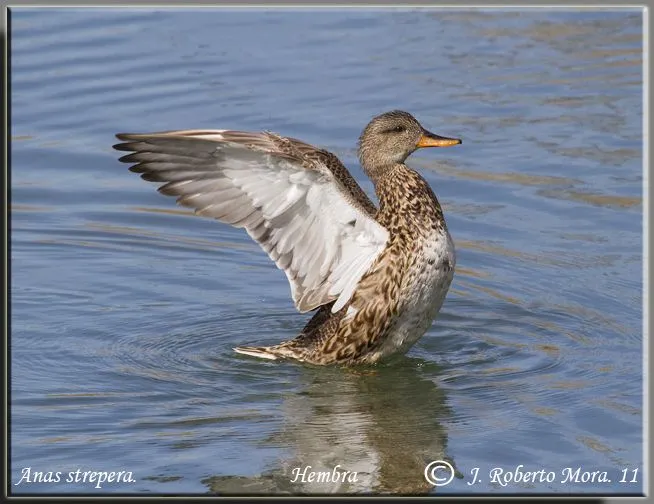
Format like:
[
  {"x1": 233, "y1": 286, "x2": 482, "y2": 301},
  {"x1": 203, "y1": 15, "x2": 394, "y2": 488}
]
[
  {"x1": 252, "y1": 165, "x2": 456, "y2": 365},
  {"x1": 114, "y1": 110, "x2": 461, "y2": 366},
  {"x1": 370, "y1": 166, "x2": 456, "y2": 362}
]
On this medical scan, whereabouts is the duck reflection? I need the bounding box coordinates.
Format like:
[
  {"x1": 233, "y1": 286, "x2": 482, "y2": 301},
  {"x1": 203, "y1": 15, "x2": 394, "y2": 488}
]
[{"x1": 204, "y1": 358, "x2": 456, "y2": 494}]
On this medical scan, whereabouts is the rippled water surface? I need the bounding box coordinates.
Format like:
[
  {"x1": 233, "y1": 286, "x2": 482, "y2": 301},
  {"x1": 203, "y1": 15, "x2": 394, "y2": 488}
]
[{"x1": 10, "y1": 7, "x2": 644, "y2": 495}]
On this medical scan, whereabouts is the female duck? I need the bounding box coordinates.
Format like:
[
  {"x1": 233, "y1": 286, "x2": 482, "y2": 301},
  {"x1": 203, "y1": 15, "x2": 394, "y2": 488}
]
[{"x1": 114, "y1": 110, "x2": 461, "y2": 365}]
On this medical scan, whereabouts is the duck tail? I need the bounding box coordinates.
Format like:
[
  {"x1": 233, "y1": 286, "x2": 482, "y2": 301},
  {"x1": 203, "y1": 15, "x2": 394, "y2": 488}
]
[
  {"x1": 233, "y1": 345, "x2": 282, "y2": 361},
  {"x1": 233, "y1": 340, "x2": 309, "y2": 361}
]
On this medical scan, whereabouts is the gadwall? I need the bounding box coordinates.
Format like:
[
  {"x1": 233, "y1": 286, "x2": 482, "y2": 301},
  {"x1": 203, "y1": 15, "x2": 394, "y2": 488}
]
[{"x1": 113, "y1": 110, "x2": 461, "y2": 365}]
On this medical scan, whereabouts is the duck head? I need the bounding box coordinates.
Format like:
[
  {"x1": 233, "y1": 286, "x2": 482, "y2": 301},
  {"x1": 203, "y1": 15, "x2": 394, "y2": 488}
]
[{"x1": 357, "y1": 110, "x2": 461, "y2": 180}]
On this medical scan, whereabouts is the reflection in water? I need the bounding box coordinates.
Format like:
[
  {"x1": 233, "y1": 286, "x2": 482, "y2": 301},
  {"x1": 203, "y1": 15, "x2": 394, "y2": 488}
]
[
  {"x1": 414, "y1": 157, "x2": 582, "y2": 188},
  {"x1": 204, "y1": 360, "x2": 454, "y2": 494},
  {"x1": 537, "y1": 188, "x2": 641, "y2": 209}
]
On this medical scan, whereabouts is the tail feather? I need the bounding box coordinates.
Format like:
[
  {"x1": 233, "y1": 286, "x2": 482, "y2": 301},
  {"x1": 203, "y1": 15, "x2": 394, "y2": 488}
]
[
  {"x1": 233, "y1": 341, "x2": 309, "y2": 361},
  {"x1": 233, "y1": 345, "x2": 281, "y2": 360}
]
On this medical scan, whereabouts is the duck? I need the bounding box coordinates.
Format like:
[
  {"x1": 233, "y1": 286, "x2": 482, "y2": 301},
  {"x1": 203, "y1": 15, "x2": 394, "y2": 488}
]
[{"x1": 113, "y1": 110, "x2": 461, "y2": 365}]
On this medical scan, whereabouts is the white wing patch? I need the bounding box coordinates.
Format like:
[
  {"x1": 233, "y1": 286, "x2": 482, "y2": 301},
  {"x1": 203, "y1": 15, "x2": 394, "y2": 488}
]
[{"x1": 115, "y1": 130, "x2": 389, "y2": 314}]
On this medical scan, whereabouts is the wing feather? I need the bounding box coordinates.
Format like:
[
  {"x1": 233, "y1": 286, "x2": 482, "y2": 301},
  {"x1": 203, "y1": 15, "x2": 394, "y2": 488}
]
[{"x1": 114, "y1": 129, "x2": 388, "y2": 313}]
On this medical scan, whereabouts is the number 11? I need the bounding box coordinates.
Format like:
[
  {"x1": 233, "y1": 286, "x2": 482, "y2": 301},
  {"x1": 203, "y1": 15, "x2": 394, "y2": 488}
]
[{"x1": 619, "y1": 468, "x2": 639, "y2": 483}]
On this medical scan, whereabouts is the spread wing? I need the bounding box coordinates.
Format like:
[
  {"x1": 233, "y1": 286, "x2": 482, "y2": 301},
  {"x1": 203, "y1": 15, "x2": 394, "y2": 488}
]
[{"x1": 113, "y1": 129, "x2": 389, "y2": 314}]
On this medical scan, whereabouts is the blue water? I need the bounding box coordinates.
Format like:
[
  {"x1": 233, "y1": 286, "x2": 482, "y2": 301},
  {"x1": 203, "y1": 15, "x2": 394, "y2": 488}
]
[{"x1": 10, "y1": 7, "x2": 644, "y2": 495}]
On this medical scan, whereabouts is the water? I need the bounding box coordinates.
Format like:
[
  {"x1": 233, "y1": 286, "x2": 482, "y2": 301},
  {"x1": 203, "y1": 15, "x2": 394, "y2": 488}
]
[{"x1": 10, "y1": 7, "x2": 644, "y2": 495}]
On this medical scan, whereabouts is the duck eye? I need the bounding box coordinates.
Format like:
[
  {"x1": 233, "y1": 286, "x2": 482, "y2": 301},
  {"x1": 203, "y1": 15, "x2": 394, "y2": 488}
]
[{"x1": 388, "y1": 125, "x2": 405, "y2": 133}]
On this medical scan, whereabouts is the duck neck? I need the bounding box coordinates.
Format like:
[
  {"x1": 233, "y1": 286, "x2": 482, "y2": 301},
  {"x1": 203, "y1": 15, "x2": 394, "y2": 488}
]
[
  {"x1": 361, "y1": 159, "x2": 396, "y2": 183},
  {"x1": 358, "y1": 144, "x2": 408, "y2": 183},
  {"x1": 374, "y1": 164, "x2": 446, "y2": 232}
]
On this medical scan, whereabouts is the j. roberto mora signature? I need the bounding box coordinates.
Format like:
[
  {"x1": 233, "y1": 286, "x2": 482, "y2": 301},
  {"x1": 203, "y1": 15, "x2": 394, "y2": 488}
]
[{"x1": 467, "y1": 465, "x2": 640, "y2": 487}]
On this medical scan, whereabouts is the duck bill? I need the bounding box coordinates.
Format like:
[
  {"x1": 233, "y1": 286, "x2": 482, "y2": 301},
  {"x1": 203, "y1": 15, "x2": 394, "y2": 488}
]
[{"x1": 416, "y1": 131, "x2": 462, "y2": 148}]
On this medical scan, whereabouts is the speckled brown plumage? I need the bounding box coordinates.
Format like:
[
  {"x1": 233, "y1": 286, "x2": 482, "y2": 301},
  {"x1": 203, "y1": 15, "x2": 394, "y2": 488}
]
[
  {"x1": 113, "y1": 110, "x2": 461, "y2": 366},
  {"x1": 247, "y1": 164, "x2": 454, "y2": 365}
]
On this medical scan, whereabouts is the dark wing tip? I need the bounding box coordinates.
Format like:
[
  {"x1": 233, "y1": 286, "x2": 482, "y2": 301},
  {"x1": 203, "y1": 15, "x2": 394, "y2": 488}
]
[
  {"x1": 116, "y1": 152, "x2": 140, "y2": 163},
  {"x1": 113, "y1": 138, "x2": 152, "y2": 154},
  {"x1": 114, "y1": 133, "x2": 149, "y2": 153},
  {"x1": 113, "y1": 142, "x2": 134, "y2": 153},
  {"x1": 127, "y1": 164, "x2": 146, "y2": 173},
  {"x1": 115, "y1": 133, "x2": 140, "y2": 141}
]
